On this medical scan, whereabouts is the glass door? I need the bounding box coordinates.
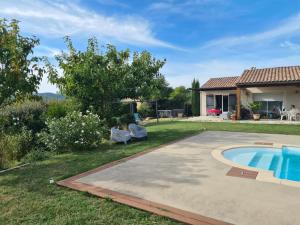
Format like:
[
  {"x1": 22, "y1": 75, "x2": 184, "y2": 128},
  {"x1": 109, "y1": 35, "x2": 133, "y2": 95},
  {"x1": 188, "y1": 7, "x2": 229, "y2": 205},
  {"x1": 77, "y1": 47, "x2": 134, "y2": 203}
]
[
  {"x1": 223, "y1": 95, "x2": 229, "y2": 112},
  {"x1": 215, "y1": 95, "x2": 222, "y2": 111}
]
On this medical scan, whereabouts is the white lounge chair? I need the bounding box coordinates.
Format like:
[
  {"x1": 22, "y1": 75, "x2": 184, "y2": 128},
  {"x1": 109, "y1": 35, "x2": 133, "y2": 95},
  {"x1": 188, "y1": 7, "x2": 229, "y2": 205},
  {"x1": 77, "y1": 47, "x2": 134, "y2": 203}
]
[
  {"x1": 288, "y1": 109, "x2": 299, "y2": 121},
  {"x1": 279, "y1": 108, "x2": 288, "y2": 120},
  {"x1": 110, "y1": 127, "x2": 131, "y2": 144},
  {"x1": 128, "y1": 123, "x2": 147, "y2": 139}
]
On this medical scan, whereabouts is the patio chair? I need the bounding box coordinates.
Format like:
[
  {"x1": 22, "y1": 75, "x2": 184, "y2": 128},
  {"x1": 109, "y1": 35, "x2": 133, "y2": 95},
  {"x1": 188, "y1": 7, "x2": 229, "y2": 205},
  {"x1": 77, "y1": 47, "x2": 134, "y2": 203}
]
[
  {"x1": 279, "y1": 108, "x2": 288, "y2": 120},
  {"x1": 133, "y1": 113, "x2": 143, "y2": 125},
  {"x1": 128, "y1": 123, "x2": 147, "y2": 139},
  {"x1": 110, "y1": 127, "x2": 131, "y2": 144},
  {"x1": 288, "y1": 109, "x2": 299, "y2": 121}
]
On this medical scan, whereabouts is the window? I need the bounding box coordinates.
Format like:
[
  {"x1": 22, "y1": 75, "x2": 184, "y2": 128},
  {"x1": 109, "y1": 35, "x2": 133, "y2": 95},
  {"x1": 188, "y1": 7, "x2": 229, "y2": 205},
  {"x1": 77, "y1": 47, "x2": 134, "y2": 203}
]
[
  {"x1": 223, "y1": 95, "x2": 229, "y2": 112},
  {"x1": 253, "y1": 93, "x2": 283, "y2": 119},
  {"x1": 255, "y1": 101, "x2": 282, "y2": 119},
  {"x1": 206, "y1": 95, "x2": 214, "y2": 110},
  {"x1": 206, "y1": 94, "x2": 237, "y2": 113},
  {"x1": 229, "y1": 94, "x2": 236, "y2": 111}
]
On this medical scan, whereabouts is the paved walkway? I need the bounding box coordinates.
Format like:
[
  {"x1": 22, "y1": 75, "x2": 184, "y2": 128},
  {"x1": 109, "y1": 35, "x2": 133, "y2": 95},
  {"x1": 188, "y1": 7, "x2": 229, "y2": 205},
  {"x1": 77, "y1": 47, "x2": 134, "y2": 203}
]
[
  {"x1": 65, "y1": 132, "x2": 300, "y2": 225},
  {"x1": 180, "y1": 116, "x2": 300, "y2": 124}
]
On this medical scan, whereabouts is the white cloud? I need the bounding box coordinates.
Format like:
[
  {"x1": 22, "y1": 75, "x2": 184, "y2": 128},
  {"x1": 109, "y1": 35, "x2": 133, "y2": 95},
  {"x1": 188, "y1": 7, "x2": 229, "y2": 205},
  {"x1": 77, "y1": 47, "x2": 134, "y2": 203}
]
[
  {"x1": 0, "y1": 0, "x2": 177, "y2": 49},
  {"x1": 96, "y1": 0, "x2": 129, "y2": 8},
  {"x1": 38, "y1": 77, "x2": 58, "y2": 93},
  {"x1": 280, "y1": 41, "x2": 300, "y2": 51},
  {"x1": 147, "y1": 0, "x2": 234, "y2": 20},
  {"x1": 148, "y1": 0, "x2": 225, "y2": 11},
  {"x1": 34, "y1": 46, "x2": 62, "y2": 58},
  {"x1": 203, "y1": 13, "x2": 300, "y2": 48}
]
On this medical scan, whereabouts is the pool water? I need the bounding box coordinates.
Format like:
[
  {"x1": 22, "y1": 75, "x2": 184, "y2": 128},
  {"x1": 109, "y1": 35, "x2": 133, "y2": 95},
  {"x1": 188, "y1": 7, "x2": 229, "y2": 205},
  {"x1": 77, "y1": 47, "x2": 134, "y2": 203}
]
[{"x1": 223, "y1": 146, "x2": 300, "y2": 182}]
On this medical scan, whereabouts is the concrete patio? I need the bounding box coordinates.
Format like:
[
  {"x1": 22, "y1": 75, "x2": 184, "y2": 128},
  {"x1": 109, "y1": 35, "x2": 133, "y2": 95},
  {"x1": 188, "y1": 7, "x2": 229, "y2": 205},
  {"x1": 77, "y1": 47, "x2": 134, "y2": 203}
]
[
  {"x1": 180, "y1": 116, "x2": 300, "y2": 124},
  {"x1": 59, "y1": 132, "x2": 300, "y2": 225}
]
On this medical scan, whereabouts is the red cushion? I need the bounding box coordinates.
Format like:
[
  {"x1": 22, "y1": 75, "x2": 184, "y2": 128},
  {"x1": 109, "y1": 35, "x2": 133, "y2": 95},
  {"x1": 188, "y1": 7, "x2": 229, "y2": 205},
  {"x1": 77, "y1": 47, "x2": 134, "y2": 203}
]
[{"x1": 207, "y1": 109, "x2": 222, "y2": 114}]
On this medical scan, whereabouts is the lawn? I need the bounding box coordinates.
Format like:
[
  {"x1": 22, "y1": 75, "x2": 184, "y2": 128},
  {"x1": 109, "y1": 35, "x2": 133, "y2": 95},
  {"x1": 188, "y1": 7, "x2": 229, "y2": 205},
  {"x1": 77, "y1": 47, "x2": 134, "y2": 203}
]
[{"x1": 1, "y1": 121, "x2": 300, "y2": 225}]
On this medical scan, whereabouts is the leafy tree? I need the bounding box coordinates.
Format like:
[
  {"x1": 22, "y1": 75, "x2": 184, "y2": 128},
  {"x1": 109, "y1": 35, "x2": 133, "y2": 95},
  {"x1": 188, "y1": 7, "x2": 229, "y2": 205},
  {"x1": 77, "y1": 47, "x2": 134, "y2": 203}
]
[
  {"x1": 169, "y1": 86, "x2": 190, "y2": 108},
  {"x1": 124, "y1": 51, "x2": 166, "y2": 101},
  {"x1": 46, "y1": 37, "x2": 166, "y2": 119},
  {"x1": 191, "y1": 79, "x2": 200, "y2": 116},
  {"x1": 0, "y1": 19, "x2": 44, "y2": 106}
]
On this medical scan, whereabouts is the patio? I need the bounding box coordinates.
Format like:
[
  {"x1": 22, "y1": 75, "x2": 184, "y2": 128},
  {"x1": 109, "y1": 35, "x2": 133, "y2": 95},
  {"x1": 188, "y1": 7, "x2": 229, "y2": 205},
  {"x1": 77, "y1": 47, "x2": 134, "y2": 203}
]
[
  {"x1": 180, "y1": 116, "x2": 300, "y2": 124},
  {"x1": 58, "y1": 131, "x2": 300, "y2": 225}
]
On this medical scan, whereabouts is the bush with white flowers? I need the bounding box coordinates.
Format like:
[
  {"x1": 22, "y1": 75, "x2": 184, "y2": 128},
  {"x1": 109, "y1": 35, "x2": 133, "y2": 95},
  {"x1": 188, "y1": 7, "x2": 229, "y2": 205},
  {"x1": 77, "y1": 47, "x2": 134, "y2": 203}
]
[{"x1": 40, "y1": 111, "x2": 106, "y2": 152}]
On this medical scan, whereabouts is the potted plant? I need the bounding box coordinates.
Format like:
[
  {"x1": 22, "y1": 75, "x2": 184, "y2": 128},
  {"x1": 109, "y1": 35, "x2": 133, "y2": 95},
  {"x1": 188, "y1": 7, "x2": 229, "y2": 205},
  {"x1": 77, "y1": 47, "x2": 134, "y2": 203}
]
[{"x1": 249, "y1": 102, "x2": 262, "y2": 120}]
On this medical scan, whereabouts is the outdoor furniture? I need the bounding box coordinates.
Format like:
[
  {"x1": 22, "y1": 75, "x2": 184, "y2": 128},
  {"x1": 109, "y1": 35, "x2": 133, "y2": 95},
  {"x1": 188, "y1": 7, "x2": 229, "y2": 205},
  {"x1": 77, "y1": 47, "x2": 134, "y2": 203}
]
[
  {"x1": 172, "y1": 109, "x2": 184, "y2": 117},
  {"x1": 133, "y1": 113, "x2": 143, "y2": 124},
  {"x1": 110, "y1": 127, "x2": 131, "y2": 144},
  {"x1": 288, "y1": 109, "x2": 299, "y2": 121},
  {"x1": 128, "y1": 123, "x2": 147, "y2": 139},
  {"x1": 207, "y1": 109, "x2": 222, "y2": 116},
  {"x1": 158, "y1": 110, "x2": 172, "y2": 118},
  {"x1": 279, "y1": 108, "x2": 288, "y2": 120},
  {"x1": 219, "y1": 112, "x2": 229, "y2": 120}
]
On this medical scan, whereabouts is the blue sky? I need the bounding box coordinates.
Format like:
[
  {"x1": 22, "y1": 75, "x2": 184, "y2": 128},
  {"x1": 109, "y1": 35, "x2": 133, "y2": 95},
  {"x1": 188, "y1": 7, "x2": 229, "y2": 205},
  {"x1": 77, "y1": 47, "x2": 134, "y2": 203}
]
[{"x1": 2, "y1": 0, "x2": 300, "y2": 93}]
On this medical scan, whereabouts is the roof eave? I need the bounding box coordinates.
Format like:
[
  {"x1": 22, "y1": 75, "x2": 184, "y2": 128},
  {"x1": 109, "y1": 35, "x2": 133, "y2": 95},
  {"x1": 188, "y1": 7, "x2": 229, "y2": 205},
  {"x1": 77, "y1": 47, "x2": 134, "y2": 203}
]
[
  {"x1": 199, "y1": 87, "x2": 237, "y2": 91},
  {"x1": 236, "y1": 81, "x2": 300, "y2": 88}
]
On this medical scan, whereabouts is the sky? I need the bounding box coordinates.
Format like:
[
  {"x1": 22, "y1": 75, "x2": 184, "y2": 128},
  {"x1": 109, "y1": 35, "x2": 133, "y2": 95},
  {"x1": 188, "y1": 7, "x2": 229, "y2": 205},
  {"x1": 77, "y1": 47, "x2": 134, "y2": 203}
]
[{"x1": 2, "y1": 0, "x2": 300, "y2": 93}]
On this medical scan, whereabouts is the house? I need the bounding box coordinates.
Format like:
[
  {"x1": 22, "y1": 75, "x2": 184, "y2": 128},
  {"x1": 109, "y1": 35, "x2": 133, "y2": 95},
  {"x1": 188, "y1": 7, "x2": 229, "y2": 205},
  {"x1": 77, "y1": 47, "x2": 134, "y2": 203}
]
[{"x1": 200, "y1": 66, "x2": 300, "y2": 119}]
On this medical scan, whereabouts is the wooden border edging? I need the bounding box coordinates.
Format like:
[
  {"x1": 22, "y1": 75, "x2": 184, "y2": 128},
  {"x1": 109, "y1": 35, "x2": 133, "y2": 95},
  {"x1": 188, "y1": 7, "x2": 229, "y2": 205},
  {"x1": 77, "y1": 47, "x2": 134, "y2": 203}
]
[
  {"x1": 57, "y1": 132, "x2": 233, "y2": 225},
  {"x1": 0, "y1": 163, "x2": 30, "y2": 174}
]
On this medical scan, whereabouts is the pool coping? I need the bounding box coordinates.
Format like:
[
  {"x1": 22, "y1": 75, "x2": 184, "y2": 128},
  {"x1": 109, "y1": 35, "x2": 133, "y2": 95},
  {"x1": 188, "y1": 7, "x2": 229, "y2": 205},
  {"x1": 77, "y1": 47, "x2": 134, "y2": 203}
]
[{"x1": 212, "y1": 143, "x2": 300, "y2": 188}]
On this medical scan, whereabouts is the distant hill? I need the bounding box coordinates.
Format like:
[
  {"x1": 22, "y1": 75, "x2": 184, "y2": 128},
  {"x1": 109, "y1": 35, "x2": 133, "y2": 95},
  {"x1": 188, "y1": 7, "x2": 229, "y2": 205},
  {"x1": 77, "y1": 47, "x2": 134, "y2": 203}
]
[{"x1": 38, "y1": 92, "x2": 65, "y2": 101}]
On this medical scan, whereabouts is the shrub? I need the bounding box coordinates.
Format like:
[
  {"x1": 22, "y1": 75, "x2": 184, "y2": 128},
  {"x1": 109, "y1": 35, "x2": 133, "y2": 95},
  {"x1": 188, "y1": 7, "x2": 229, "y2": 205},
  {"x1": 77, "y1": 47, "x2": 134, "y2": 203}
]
[
  {"x1": 0, "y1": 129, "x2": 33, "y2": 169},
  {"x1": 110, "y1": 113, "x2": 135, "y2": 129},
  {"x1": 0, "y1": 99, "x2": 46, "y2": 134},
  {"x1": 46, "y1": 99, "x2": 81, "y2": 119},
  {"x1": 22, "y1": 149, "x2": 52, "y2": 163},
  {"x1": 40, "y1": 111, "x2": 107, "y2": 152},
  {"x1": 138, "y1": 102, "x2": 154, "y2": 118},
  {"x1": 249, "y1": 102, "x2": 262, "y2": 114},
  {"x1": 46, "y1": 101, "x2": 68, "y2": 119},
  {"x1": 241, "y1": 106, "x2": 251, "y2": 120}
]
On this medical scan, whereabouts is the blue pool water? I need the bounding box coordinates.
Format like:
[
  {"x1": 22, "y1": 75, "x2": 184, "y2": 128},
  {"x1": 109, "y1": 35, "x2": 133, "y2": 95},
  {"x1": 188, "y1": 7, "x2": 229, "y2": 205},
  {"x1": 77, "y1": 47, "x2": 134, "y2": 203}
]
[{"x1": 223, "y1": 146, "x2": 300, "y2": 182}]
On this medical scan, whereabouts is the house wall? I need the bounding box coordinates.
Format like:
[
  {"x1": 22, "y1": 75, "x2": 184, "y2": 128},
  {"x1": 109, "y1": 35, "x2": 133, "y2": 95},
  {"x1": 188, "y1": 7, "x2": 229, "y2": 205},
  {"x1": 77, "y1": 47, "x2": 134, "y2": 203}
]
[
  {"x1": 200, "y1": 86, "x2": 300, "y2": 116},
  {"x1": 200, "y1": 90, "x2": 236, "y2": 116},
  {"x1": 241, "y1": 86, "x2": 300, "y2": 109}
]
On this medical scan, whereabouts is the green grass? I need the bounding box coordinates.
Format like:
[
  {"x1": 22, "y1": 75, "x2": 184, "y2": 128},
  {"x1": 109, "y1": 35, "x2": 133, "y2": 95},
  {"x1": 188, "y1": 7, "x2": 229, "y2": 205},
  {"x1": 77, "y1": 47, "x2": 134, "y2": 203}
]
[{"x1": 1, "y1": 121, "x2": 300, "y2": 225}]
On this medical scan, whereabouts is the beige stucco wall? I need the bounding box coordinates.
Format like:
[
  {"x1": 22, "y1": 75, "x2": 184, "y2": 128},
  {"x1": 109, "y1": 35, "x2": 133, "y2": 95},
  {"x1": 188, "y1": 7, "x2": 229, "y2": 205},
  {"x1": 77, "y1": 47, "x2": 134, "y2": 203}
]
[
  {"x1": 241, "y1": 86, "x2": 300, "y2": 109},
  {"x1": 200, "y1": 90, "x2": 236, "y2": 116},
  {"x1": 200, "y1": 86, "x2": 300, "y2": 116}
]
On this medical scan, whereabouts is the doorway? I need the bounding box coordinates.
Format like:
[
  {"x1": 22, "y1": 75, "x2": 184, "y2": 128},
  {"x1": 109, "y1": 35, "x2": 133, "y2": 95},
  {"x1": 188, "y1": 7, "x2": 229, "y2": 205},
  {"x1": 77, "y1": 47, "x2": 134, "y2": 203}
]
[{"x1": 215, "y1": 95, "x2": 230, "y2": 112}]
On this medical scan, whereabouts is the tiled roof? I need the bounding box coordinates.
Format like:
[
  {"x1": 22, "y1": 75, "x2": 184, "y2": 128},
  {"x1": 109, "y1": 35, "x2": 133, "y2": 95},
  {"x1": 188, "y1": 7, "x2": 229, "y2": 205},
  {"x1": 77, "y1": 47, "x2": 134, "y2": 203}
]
[
  {"x1": 237, "y1": 66, "x2": 300, "y2": 86},
  {"x1": 200, "y1": 76, "x2": 240, "y2": 90}
]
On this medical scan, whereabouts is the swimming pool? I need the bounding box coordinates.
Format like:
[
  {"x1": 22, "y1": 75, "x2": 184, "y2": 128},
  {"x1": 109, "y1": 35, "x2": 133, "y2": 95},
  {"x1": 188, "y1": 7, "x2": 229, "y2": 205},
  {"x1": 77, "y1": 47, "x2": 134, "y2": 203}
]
[{"x1": 223, "y1": 146, "x2": 300, "y2": 182}]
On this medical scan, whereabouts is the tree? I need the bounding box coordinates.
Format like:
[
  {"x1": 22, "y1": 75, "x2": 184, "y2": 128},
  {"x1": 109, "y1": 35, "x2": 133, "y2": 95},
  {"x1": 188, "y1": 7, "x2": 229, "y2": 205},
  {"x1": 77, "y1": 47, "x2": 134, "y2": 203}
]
[
  {"x1": 124, "y1": 51, "x2": 166, "y2": 101},
  {"x1": 169, "y1": 86, "x2": 190, "y2": 108},
  {"x1": 191, "y1": 79, "x2": 200, "y2": 116},
  {"x1": 46, "y1": 37, "x2": 166, "y2": 119},
  {"x1": 0, "y1": 19, "x2": 44, "y2": 106}
]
